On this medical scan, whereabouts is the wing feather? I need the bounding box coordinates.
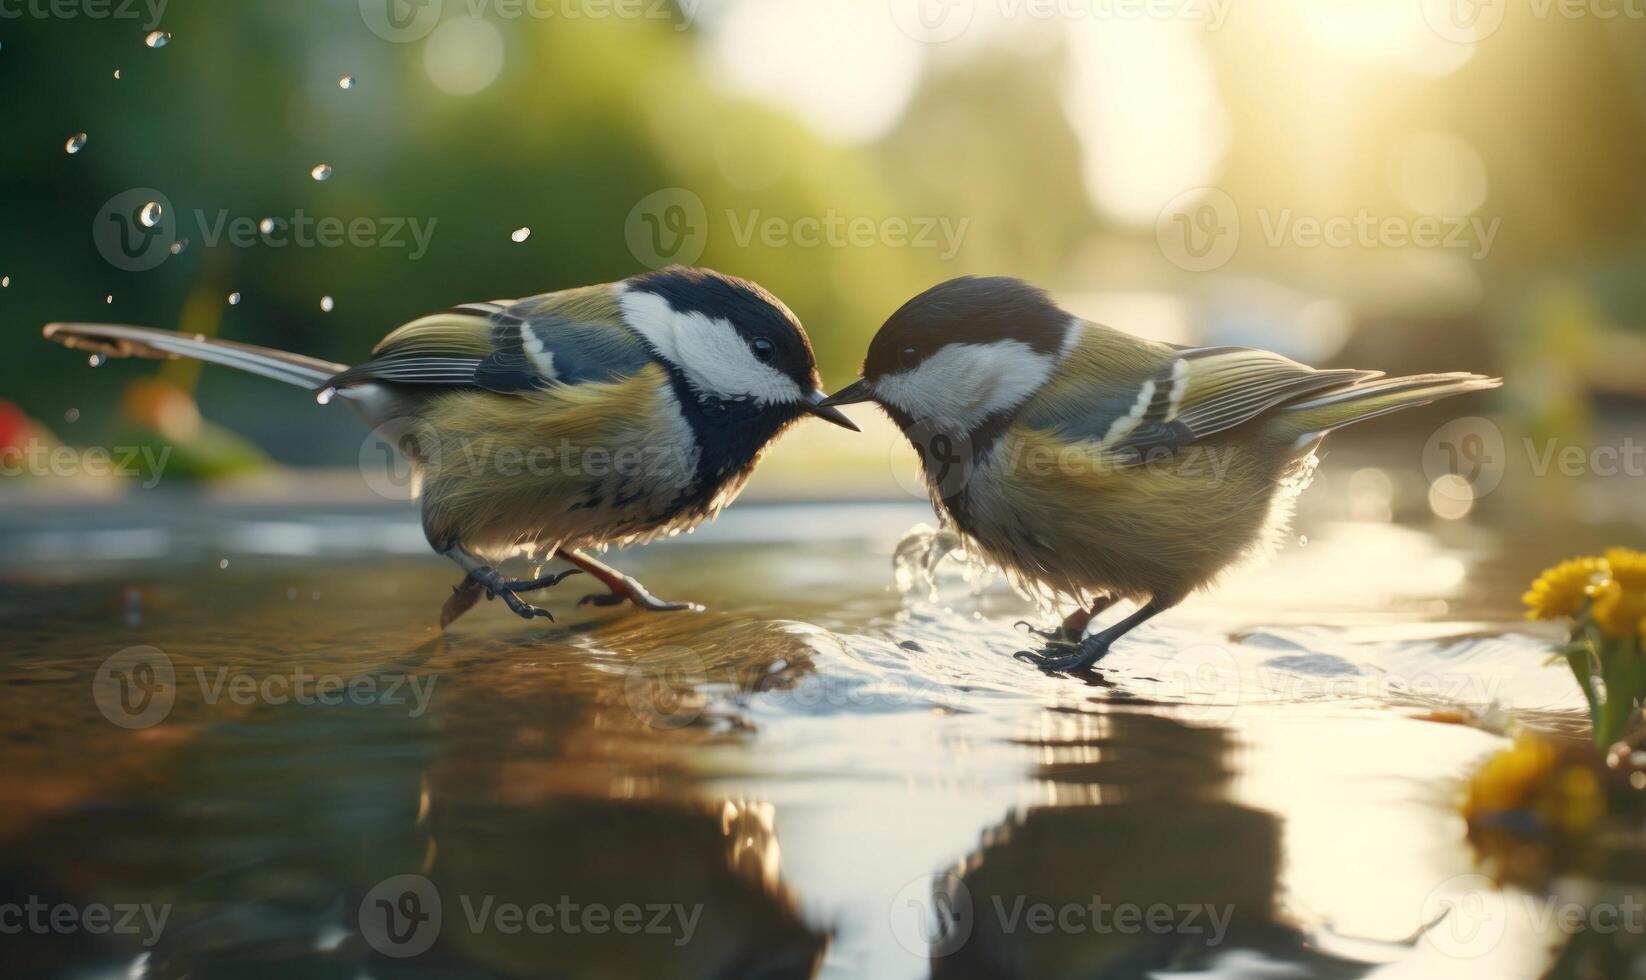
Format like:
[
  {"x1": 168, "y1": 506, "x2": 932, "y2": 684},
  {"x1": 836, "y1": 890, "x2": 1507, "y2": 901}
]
[{"x1": 323, "y1": 285, "x2": 655, "y2": 396}]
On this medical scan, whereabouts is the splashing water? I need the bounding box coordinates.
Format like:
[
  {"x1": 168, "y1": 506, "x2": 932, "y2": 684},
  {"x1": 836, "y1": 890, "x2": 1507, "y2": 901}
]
[
  {"x1": 338, "y1": 75, "x2": 356, "y2": 90},
  {"x1": 65, "y1": 133, "x2": 87, "y2": 154},
  {"x1": 310, "y1": 164, "x2": 332, "y2": 182},
  {"x1": 892, "y1": 523, "x2": 966, "y2": 601},
  {"x1": 258, "y1": 218, "x2": 276, "y2": 235},
  {"x1": 144, "y1": 31, "x2": 170, "y2": 48},
  {"x1": 320, "y1": 296, "x2": 335, "y2": 313},
  {"x1": 227, "y1": 292, "x2": 242, "y2": 306},
  {"x1": 511, "y1": 227, "x2": 532, "y2": 243}
]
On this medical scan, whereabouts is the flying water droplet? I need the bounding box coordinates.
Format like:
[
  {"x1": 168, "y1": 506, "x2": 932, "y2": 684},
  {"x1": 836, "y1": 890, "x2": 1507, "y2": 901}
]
[
  {"x1": 64, "y1": 408, "x2": 80, "y2": 423},
  {"x1": 219, "y1": 558, "x2": 229, "y2": 570},
  {"x1": 1298, "y1": 535, "x2": 1309, "y2": 547},
  {"x1": 113, "y1": 68, "x2": 121, "y2": 79},
  {"x1": 169, "y1": 238, "x2": 188, "y2": 255},
  {"x1": 65, "y1": 133, "x2": 87, "y2": 154},
  {"x1": 227, "y1": 291, "x2": 242, "y2": 305},
  {"x1": 310, "y1": 163, "x2": 332, "y2": 182},
  {"x1": 338, "y1": 75, "x2": 356, "y2": 90},
  {"x1": 139, "y1": 201, "x2": 162, "y2": 227},
  {"x1": 1, "y1": 275, "x2": 10, "y2": 288},
  {"x1": 320, "y1": 295, "x2": 335, "y2": 313},
  {"x1": 316, "y1": 387, "x2": 336, "y2": 405},
  {"x1": 88, "y1": 354, "x2": 106, "y2": 367},
  {"x1": 511, "y1": 227, "x2": 531, "y2": 243},
  {"x1": 259, "y1": 217, "x2": 276, "y2": 235},
  {"x1": 144, "y1": 31, "x2": 170, "y2": 48},
  {"x1": 104, "y1": 294, "x2": 113, "y2": 304}
]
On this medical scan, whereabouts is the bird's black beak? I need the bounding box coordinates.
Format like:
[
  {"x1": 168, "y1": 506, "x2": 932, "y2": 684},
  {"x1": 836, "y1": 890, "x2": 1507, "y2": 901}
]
[
  {"x1": 819, "y1": 378, "x2": 875, "y2": 408},
  {"x1": 803, "y1": 388, "x2": 861, "y2": 431}
]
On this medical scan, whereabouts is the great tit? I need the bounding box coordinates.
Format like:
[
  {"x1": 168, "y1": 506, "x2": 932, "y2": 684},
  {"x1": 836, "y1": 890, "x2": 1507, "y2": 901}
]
[
  {"x1": 45, "y1": 266, "x2": 858, "y2": 625},
  {"x1": 823, "y1": 276, "x2": 1501, "y2": 673}
]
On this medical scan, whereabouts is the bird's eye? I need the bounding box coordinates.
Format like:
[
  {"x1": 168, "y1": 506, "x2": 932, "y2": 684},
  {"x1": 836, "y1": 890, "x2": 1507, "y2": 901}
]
[
  {"x1": 899, "y1": 346, "x2": 919, "y2": 368},
  {"x1": 751, "y1": 337, "x2": 776, "y2": 363}
]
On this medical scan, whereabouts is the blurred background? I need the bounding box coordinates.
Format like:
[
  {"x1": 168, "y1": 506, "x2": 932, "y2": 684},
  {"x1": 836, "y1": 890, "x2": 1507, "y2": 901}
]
[{"x1": 2, "y1": 0, "x2": 1643, "y2": 525}]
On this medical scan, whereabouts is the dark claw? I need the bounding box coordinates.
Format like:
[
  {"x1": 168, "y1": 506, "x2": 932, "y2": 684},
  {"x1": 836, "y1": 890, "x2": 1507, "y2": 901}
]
[
  {"x1": 1013, "y1": 639, "x2": 1111, "y2": 674},
  {"x1": 497, "y1": 589, "x2": 555, "y2": 622},
  {"x1": 499, "y1": 569, "x2": 581, "y2": 593},
  {"x1": 1015, "y1": 620, "x2": 1075, "y2": 644}
]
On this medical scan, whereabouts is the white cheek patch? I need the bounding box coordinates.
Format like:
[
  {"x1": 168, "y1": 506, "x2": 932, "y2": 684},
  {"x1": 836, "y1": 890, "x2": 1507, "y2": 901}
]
[
  {"x1": 872, "y1": 341, "x2": 1057, "y2": 430},
  {"x1": 617, "y1": 288, "x2": 805, "y2": 405}
]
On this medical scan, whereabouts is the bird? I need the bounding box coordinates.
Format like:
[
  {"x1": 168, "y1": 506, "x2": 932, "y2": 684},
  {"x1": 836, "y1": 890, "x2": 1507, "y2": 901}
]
[
  {"x1": 822, "y1": 276, "x2": 1500, "y2": 673},
  {"x1": 44, "y1": 266, "x2": 858, "y2": 626}
]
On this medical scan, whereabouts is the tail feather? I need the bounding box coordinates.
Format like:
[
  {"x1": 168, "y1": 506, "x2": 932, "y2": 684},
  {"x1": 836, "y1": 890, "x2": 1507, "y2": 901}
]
[
  {"x1": 43, "y1": 322, "x2": 347, "y2": 390},
  {"x1": 1276, "y1": 372, "x2": 1502, "y2": 437}
]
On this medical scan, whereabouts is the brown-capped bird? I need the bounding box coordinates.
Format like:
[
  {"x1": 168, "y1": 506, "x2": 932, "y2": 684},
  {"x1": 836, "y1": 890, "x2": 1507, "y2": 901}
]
[{"x1": 824, "y1": 277, "x2": 1499, "y2": 672}]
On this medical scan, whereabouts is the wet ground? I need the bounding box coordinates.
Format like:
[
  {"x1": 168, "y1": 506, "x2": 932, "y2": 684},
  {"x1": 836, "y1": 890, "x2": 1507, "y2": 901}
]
[{"x1": 0, "y1": 493, "x2": 1610, "y2": 979}]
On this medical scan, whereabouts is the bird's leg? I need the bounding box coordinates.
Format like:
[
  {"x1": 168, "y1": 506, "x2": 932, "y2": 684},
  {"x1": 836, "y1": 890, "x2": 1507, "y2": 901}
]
[
  {"x1": 437, "y1": 544, "x2": 571, "y2": 625},
  {"x1": 1016, "y1": 596, "x2": 1117, "y2": 645},
  {"x1": 1015, "y1": 600, "x2": 1166, "y2": 674},
  {"x1": 558, "y1": 549, "x2": 700, "y2": 613}
]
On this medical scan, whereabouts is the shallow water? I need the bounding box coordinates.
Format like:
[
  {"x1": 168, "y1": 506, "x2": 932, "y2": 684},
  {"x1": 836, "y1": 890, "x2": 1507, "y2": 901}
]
[{"x1": 0, "y1": 498, "x2": 1604, "y2": 979}]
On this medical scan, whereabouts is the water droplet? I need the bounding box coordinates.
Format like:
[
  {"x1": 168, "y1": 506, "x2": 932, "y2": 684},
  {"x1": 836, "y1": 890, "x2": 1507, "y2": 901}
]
[
  {"x1": 1298, "y1": 535, "x2": 1309, "y2": 547},
  {"x1": 104, "y1": 294, "x2": 113, "y2": 304},
  {"x1": 88, "y1": 354, "x2": 106, "y2": 367},
  {"x1": 65, "y1": 133, "x2": 87, "y2": 154},
  {"x1": 169, "y1": 238, "x2": 188, "y2": 255},
  {"x1": 139, "y1": 201, "x2": 162, "y2": 227},
  {"x1": 219, "y1": 558, "x2": 229, "y2": 569},
  {"x1": 113, "y1": 69, "x2": 122, "y2": 80},
  {"x1": 227, "y1": 291, "x2": 242, "y2": 305},
  {"x1": 259, "y1": 217, "x2": 276, "y2": 235},
  {"x1": 1, "y1": 275, "x2": 9, "y2": 288},
  {"x1": 144, "y1": 30, "x2": 170, "y2": 48},
  {"x1": 511, "y1": 227, "x2": 531, "y2": 243},
  {"x1": 63, "y1": 408, "x2": 80, "y2": 423},
  {"x1": 316, "y1": 387, "x2": 336, "y2": 405},
  {"x1": 320, "y1": 295, "x2": 335, "y2": 313},
  {"x1": 310, "y1": 163, "x2": 332, "y2": 182},
  {"x1": 338, "y1": 75, "x2": 356, "y2": 90}
]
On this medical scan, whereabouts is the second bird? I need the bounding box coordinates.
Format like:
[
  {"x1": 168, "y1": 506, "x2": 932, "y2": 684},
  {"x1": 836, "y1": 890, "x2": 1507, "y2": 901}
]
[{"x1": 824, "y1": 277, "x2": 1500, "y2": 673}]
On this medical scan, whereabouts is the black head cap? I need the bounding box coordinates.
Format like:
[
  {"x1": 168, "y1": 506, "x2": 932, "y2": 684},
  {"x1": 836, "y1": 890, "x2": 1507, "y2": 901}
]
[
  {"x1": 862, "y1": 276, "x2": 1068, "y2": 381},
  {"x1": 628, "y1": 265, "x2": 822, "y2": 392}
]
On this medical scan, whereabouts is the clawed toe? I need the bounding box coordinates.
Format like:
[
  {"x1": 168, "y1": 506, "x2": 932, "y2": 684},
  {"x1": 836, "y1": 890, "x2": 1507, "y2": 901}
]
[
  {"x1": 493, "y1": 588, "x2": 555, "y2": 621},
  {"x1": 1013, "y1": 641, "x2": 1110, "y2": 674},
  {"x1": 500, "y1": 569, "x2": 581, "y2": 593}
]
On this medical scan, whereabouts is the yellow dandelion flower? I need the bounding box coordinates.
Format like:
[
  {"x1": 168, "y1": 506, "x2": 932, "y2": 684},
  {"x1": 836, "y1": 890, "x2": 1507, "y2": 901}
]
[
  {"x1": 1523, "y1": 556, "x2": 1609, "y2": 621},
  {"x1": 1591, "y1": 578, "x2": 1646, "y2": 641},
  {"x1": 1466, "y1": 734, "x2": 1558, "y2": 814},
  {"x1": 1604, "y1": 547, "x2": 1646, "y2": 592}
]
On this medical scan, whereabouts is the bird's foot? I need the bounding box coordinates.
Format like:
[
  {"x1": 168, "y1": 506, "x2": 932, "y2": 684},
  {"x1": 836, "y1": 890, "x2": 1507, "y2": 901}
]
[
  {"x1": 497, "y1": 569, "x2": 581, "y2": 593},
  {"x1": 579, "y1": 576, "x2": 700, "y2": 613},
  {"x1": 442, "y1": 566, "x2": 580, "y2": 626},
  {"x1": 1014, "y1": 635, "x2": 1112, "y2": 674}
]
